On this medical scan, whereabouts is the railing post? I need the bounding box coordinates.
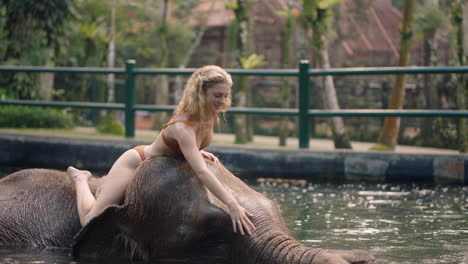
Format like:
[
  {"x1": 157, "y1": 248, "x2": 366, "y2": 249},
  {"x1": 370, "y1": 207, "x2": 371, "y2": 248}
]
[
  {"x1": 125, "y1": 60, "x2": 136, "y2": 138},
  {"x1": 298, "y1": 60, "x2": 310, "y2": 149}
]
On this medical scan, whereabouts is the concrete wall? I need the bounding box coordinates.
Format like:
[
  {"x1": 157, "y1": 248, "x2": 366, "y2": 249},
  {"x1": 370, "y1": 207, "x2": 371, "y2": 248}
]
[{"x1": 0, "y1": 133, "x2": 466, "y2": 184}]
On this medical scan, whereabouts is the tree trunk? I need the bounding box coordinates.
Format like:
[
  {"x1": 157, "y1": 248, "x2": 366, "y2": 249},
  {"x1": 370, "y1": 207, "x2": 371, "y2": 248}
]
[
  {"x1": 376, "y1": 0, "x2": 415, "y2": 149},
  {"x1": 464, "y1": 2, "x2": 468, "y2": 58},
  {"x1": 246, "y1": 79, "x2": 253, "y2": 142},
  {"x1": 320, "y1": 47, "x2": 352, "y2": 149},
  {"x1": 233, "y1": 1, "x2": 251, "y2": 144},
  {"x1": 302, "y1": 0, "x2": 351, "y2": 149},
  {"x1": 278, "y1": 77, "x2": 290, "y2": 146},
  {"x1": 153, "y1": 75, "x2": 169, "y2": 130},
  {"x1": 153, "y1": 0, "x2": 170, "y2": 130},
  {"x1": 39, "y1": 61, "x2": 54, "y2": 101},
  {"x1": 279, "y1": 1, "x2": 293, "y2": 146},
  {"x1": 453, "y1": 2, "x2": 467, "y2": 152},
  {"x1": 421, "y1": 35, "x2": 438, "y2": 145},
  {"x1": 235, "y1": 76, "x2": 249, "y2": 144},
  {"x1": 106, "y1": 5, "x2": 116, "y2": 104},
  {"x1": 103, "y1": 5, "x2": 117, "y2": 122}
]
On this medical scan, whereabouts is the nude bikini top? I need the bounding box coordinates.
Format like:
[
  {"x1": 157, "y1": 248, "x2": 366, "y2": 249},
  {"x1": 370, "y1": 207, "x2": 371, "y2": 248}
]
[
  {"x1": 132, "y1": 120, "x2": 196, "y2": 161},
  {"x1": 161, "y1": 120, "x2": 196, "y2": 156}
]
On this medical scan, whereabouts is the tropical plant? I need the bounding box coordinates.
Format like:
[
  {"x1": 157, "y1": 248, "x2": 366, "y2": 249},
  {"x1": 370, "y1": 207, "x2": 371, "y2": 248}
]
[
  {"x1": 450, "y1": 0, "x2": 467, "y2": 152},
  {"x1": 415, "y1": 3, "x2": 446, "y2": 146},
  {"x1": 278, "y1": 1, "x2": 297, "y2": 146},
  {"x1": 0, "y1": 106, "x2": 73, "y2": 129},
  {"x1": 227, "y1": 0, "x2": 254, "y2": 144},
  {"x1": 300, "y1": 0, "x2": 352, "y2": 149},
  {"x1": 0, "y1": 0, "x2": 74, "y2": 100},
  {"x1": 374, "y1": 0, "x2": 415, "y2": 150}
]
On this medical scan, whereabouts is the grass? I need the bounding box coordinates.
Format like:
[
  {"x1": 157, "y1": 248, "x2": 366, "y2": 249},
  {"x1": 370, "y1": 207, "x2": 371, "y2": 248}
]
[
  {"x1": 370, "y1": 143, "x2": 395, "y2": 151},
  {"x1": 0, "y1": 128, "x2": 142, "y2": 141}
]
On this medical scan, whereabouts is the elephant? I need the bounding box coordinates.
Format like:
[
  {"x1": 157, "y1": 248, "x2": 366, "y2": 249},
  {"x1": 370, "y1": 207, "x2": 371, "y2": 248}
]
[{"x1": 0, "y1": 155, "x2": 376, "y2": 263}]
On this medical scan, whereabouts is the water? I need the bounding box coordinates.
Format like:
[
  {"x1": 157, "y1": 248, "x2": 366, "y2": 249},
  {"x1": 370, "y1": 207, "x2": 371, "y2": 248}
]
[
  {"x1": 255, "y1": 180, "x2": 468, "y2": 264},
  {"x1": 1, "y1": 171, "x2": 467, "y2": 263}
]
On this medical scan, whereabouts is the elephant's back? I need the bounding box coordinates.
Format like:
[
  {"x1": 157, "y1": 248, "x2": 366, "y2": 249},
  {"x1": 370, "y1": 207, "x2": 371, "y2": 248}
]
[
  {"x1": 0, "y1": 169, "x2": 84, "y2": 248},
  {"x1": 124, "y1": 156, "x2": 232, "y2": 258}
]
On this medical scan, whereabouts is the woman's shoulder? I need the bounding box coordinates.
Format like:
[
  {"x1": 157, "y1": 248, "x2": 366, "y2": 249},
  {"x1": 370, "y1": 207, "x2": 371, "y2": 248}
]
[
  {"x1": 167, "y1": 113, "x2": 199, "y2": 127},
  {"x1": 164, "y1": 118, "x2": 196, "y2": 136},
  {"x1": 166, "y1": 113, "x2": 213, "y2": 134}
]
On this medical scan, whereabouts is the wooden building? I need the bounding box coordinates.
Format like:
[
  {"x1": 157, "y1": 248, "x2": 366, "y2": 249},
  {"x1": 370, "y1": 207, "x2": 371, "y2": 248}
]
[{"x1": 187, "y1": 0, "x2": 408, "y2": 69}]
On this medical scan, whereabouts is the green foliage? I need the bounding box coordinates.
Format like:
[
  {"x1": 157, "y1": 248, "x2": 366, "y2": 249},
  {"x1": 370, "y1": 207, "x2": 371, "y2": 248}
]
[
  {"x1": 172, "y1": 0, "x2": 200, "y2": 19},
  {"x1": 0, "y1": 0, "x2": 73, "y2": 58},
  {"x1": 391, "y1": 0, "x2": 404, "y2": 11},
  {"x1": 0, "y1": 0, "x2": 74, "y2": 99},
  {"x1": 300, "y1": 0, "x2": 340, "y2": 51},
  {"x1": 415, "y1": 4, "x2": 444, "y2": 37},
  {"x1": 240, "y1": 54, "x2": 265, "y2": 69},
  {"x1": 227, "y1": 20, "x2": 240, "y2": 65},
  {"x1": 55, "y1": 0, "x2": 109, "y2": 68},
  {"x1": 225, "y1": 0, "x2": 250, "y2": 24},
  {"x1": 370, "y1": 143, "x2": 395, "y2": 151},
  {"x1": 225, "y1": 0, "x2": 238, "y2": 10},
  {"x1": 0, "y1": 106, "x2": 73, "y2": 128},
  {"x1": 116, "y1": 4, "x2": 192, "y2": 67},
  {"x1": 318, "y1": 0, "x2": 342, "y2": 9},
  {"x1": 450, "y1": 1, "x2": 463, "y2": 25},
  {"x1": 96, "y1": 115, "x2": 124, "y2": 136},
  {"x1": 0, "y1": 1, "x2": 70, "y2": 63}
]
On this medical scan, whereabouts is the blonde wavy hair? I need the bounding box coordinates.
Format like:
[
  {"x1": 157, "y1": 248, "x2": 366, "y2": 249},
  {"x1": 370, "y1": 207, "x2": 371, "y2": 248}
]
[{"x1": 172, "y1": 65, "x2": 232, "y2": 121}]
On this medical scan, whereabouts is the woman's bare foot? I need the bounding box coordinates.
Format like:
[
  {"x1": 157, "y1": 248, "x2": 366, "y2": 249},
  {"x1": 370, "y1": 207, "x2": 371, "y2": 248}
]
[{"x1": 67, "y1": 166, "x2": 92, "y2": 184}]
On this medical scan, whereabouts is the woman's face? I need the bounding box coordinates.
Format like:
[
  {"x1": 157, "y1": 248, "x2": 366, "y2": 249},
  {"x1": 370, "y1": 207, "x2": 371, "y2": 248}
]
[{"x1": 204, "y1": 83, "x2": 231, "y2": 113}]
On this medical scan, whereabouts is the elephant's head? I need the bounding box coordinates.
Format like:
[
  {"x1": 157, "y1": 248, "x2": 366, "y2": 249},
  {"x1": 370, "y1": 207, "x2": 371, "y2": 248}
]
[{"x1": 73, "y1": 156, "x2": 376, "y2": 264}]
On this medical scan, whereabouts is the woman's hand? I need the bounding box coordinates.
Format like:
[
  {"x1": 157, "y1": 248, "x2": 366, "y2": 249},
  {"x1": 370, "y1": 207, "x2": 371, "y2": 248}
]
[
  {"x1": 227, "y1": 202, "x2": 256, "y2": 235},
  {"x1": 201, "y1": 150, "x2": 220, "y2": 164}
]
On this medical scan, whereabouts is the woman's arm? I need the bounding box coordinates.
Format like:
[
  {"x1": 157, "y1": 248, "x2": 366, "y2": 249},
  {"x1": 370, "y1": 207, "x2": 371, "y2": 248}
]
[{"x1": 174, "y1": 125, "x2": 255, "y2": 235}]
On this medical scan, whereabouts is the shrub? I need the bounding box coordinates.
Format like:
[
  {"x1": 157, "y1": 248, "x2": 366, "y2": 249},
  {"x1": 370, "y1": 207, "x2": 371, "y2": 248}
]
[
  {"x1": 0, "y1": 105, "x2": 73, "y2": 128},
  {"x1": 96, "y1": 115, "x2": 125, "y2": 136}
]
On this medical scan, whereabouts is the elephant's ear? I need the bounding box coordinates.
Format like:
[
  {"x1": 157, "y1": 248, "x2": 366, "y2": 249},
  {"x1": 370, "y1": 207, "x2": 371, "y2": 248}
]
[{"x1": 71, "y1": 205, "x2": 130, "y2": 260}]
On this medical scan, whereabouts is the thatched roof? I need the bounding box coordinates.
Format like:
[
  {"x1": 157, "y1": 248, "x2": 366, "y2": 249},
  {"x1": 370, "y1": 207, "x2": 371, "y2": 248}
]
[
  {"x1": 188, "y1": 0, "x2": 404, "y2": 65},
  {"x1": 188, "y1": 0, "x2": 290, "y2": 27},
  {"x1": 339, "y1": 0, "x2": 401, "y2": 58}
]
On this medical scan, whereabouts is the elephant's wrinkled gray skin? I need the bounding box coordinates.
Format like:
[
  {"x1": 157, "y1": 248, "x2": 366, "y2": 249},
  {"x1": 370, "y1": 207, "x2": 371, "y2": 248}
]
[{"x1": 0, "y1": 156, "x2": 376, "y2": 263}]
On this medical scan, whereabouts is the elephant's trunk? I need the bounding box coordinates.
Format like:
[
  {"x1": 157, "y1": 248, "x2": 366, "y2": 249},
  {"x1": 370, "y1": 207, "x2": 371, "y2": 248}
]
[
  {"x1": 234, "y1": 222, "x2": 322, "y2": 264},
  {"x1": 233, "y1": 216, "x2": 375, "y2": 264}
]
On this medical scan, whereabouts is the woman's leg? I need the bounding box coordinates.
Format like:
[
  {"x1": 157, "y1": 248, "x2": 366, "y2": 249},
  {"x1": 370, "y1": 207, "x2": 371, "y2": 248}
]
[
  {"x1": 68, "y1": 149, "x2": 142, "y2": 226},
  {"x1": 67, "y1": 167, "x2": 95, "y2": 226}
]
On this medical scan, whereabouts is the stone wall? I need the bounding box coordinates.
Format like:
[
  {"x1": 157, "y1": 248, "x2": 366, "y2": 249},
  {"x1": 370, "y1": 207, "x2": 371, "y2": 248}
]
[{"x1": 0, "y1": 133, "x2": 466, "y2": 184}]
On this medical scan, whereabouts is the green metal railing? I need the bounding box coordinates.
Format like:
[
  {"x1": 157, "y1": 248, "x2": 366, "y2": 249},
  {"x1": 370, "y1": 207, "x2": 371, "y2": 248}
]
[{"x1": 1, "y1": 60, "x2": 468, "y2": 149}]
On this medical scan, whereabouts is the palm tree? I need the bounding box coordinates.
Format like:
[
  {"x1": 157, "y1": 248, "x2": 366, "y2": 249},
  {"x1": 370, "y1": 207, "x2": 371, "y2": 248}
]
[
  {"x1": 278, "y1": 1, "x2": 296, "y2": 146},
  {"x1": 227, "y1": 0, "x2": 252, "y2": 144},
  {"x1": 374, "y1": 0, "x2": 415, "y2": 150},
  {"x1": 301, "y1": 0, "x2": 352, "y2": 149},
  {"x1": 152, "y1": 0, "x2": 170, "y2": 130},
  {"x1": 450, "y1": 1, "x2": 467, "y2": 152},
  {"x1": 106, "y1": 3, "x2": 116, "y2": 105},
  {"x1": 414, "y1": 3, "x2": 444, "y2": 146}
]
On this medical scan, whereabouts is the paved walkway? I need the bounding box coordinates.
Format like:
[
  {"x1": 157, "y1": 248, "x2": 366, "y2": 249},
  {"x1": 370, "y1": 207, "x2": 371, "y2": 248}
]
[
  {"x1": 105, "y1": 127, "x2": 462, "y2": 155},
  {"x1": 3, "y1": 126, "x2": 461, "y2": 155}
]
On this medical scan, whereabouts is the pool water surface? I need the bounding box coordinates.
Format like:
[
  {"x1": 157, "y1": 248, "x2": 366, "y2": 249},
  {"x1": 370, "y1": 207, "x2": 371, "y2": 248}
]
[
  {"x1": 255, "y1": 180, "x2": 468, "y2": 264},
  {"x1": 0, "y1": 172, "x2": 466, "y2": 264}
]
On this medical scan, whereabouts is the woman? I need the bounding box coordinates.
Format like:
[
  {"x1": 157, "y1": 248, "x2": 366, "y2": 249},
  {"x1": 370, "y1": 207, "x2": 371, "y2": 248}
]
[{"x1": 68, "y1": 65, "x2": 255, "y2": 235}]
